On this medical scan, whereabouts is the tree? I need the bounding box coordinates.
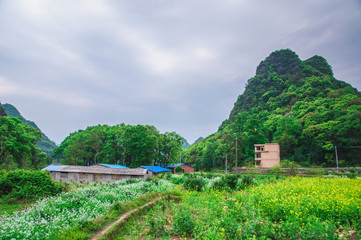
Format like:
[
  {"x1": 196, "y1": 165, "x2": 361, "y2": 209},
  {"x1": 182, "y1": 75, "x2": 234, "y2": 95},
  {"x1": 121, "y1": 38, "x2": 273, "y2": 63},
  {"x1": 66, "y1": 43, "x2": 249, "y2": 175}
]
[
  {"x1": 157, "y1": 132, "x2": 183, "y2": 165},
  {"x1": 0, "y1": 116, "x2": 47, "y2": 170}
]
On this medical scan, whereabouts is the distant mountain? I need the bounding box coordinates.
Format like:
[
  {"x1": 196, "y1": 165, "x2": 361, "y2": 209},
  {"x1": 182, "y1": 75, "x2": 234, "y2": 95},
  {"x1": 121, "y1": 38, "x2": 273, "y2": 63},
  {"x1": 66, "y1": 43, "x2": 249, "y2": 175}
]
[
  {"x1": 182, "y1": 138, "x2": 190, "y2": 149},
  {"x1": 0, "y1": 105, "x2": 7, "y2": 117},
  {"x1": 2, "y1": 103, "x2": 57, "y2": 156},
  {"x1": 192, "y1": 137, "x2": 204, "y2": 145},
  {"x1": 183, "y1": 49, "x2": 361, "y2": 169}
]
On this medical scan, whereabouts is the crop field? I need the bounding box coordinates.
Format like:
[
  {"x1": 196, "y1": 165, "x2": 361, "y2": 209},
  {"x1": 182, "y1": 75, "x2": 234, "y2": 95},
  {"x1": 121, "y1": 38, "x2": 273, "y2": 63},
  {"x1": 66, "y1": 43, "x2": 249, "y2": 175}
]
[
  {"x1": 1, "y1": 173, "x2": 360, "y2": 240},
  {"x1": 0, "y1": 179, "x2": 174, "y2": 240},
  {"x1": 112, "y1": 176, "x2": 361, "y2": 240}
]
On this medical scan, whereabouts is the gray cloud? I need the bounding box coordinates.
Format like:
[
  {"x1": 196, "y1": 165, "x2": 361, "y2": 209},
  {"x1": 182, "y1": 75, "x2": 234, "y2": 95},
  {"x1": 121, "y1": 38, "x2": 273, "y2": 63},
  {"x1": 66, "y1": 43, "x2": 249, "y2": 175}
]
[{"x1": 0, "y1": 0, "x2": 360, "y2": 144}]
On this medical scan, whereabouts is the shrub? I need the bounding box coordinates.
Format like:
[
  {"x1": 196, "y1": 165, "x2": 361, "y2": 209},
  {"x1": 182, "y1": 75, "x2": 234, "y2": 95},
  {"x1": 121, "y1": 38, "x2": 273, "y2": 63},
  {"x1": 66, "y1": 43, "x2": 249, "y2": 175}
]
[
  {"x1": 304, "y1": 168, "x2": 326, "y2": 176},
  {"x1": 270, "y1": 164, "x2": 285, "y2": 177},
  {"x1": 170, "y1": 175, "x2": 184, "y2": 185},
  {"x1": 281, "y1": 160, "x2": 300, "y2": 176},
  {"x1": 242, "y1": 175, "x2": 254, "y2": 186},
  {"x1": 183, "y1": 176, "x2": 206, "y2": 191},
  {"x1": 209, "y1": 177, "x2": 229, "y2": 191},
  {"x1": 147, "y1": 216, "x2": 167, "y2": 237},
  {"x1": 172, "y1": 210, "x2": 195, "y2": 237},
  {"x1": 174, "y1": 166, "x2": 183, "y2": 173},
  {"x1": 0, "y1": 170, "x2": 64, "y2": 200},
  {"x1": 158, "y1": 172, "x2": 172, "y2": 180},
  {"x1": 223, "y1": 174, "x2": 240, "y2": 190}
]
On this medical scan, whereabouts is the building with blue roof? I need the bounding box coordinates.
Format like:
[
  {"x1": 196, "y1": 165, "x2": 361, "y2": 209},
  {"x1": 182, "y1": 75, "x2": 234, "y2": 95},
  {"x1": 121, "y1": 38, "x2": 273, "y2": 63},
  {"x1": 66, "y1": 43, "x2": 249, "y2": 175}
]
[
  {"x1": 136, "y1": 166, "x2": 171, "y2": 177},
  {"x1": 89, "y1": 163, "x2": 129, "y2": 169},
  {"x1": 160, "y1": 163, "x2": 194, "y2": 173},
  {"x1": 42, "y1": 165, "x2": 63, "y2": 171}
]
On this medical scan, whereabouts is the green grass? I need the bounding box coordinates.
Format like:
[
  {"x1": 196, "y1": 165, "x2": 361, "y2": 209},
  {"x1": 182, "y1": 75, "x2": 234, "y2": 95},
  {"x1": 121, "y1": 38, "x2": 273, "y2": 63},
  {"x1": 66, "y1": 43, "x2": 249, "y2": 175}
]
[
  {"x1": 0, "y1": 198, "x2": 36, "y2": 215},
  {"x1": 108, "y1": 177, "x2": 361, "y2": 239},
  {"x1": 0, "y1": 179, "x2": 174, "y2": 240}
]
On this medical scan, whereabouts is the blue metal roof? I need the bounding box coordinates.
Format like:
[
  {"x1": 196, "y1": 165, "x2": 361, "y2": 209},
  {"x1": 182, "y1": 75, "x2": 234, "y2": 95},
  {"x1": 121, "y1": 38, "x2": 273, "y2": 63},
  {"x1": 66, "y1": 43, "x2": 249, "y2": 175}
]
[
  {"x1": 42, "y1": 165, "x2": 63, "y2": 171},
  {"x1": 98, "y1": 163, "x2": 128, "y2": 169},
  {"x1": 141, "y1": 166, "x2": 172, "y2": 173}
]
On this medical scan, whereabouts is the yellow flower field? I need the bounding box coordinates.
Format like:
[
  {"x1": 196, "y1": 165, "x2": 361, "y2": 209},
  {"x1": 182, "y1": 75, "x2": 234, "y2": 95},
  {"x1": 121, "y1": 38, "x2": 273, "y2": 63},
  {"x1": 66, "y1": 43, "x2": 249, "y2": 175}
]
[{"x1": 246, "y1": 177, "x2": 361, "y2": 228}]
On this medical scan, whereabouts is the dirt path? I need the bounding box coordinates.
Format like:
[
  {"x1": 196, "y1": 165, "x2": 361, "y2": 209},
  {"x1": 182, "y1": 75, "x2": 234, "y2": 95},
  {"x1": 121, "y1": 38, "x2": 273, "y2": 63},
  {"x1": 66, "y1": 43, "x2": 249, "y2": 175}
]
[{"x1": 90, "y1": 197, "x2": 160, "y2": 240}]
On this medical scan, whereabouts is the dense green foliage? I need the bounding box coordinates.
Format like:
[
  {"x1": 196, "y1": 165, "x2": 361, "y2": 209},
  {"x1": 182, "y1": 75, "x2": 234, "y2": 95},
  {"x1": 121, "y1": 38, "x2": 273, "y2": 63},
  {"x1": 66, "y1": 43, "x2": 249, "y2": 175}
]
[
  {"x1": 0, "y1": 115, "x2": 48, "y2": 170},
  {"x1": 2, "y1": 103, "x2": 57, "y2": 157},
  {"x1": 55, "y1": 124, "x2": 183, "y2": 167},
  {"x1": 183, "y1": 49, "x2": 361, "y2": 169},
  {"x1": 0, "y1": 170, "x2": 63, "y2": 200}
]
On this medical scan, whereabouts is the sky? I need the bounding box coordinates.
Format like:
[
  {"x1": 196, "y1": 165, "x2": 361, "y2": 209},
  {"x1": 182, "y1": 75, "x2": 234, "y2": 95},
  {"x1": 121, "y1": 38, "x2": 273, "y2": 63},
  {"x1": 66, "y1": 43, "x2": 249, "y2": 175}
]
[{"x1": 0, "y1": 0, "x2": 360, "y2": 145}]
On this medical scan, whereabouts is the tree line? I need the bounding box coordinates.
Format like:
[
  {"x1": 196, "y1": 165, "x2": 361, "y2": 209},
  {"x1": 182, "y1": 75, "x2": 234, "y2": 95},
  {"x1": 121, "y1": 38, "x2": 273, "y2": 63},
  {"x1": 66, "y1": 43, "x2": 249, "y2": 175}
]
[{"x1": 54, "y1": 124, "x2": 183, "y2": 167}]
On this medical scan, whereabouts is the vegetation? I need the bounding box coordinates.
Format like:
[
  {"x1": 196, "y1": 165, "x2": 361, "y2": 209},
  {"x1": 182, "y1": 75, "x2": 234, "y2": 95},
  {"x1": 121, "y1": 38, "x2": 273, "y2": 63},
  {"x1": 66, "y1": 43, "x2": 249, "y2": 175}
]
[
  {"x1": 0, "y1": 169, "x2": 64, "y2": 201},
  {"x1": 1, "y1": 103, "x2": 57, "y2": 158},
  {"x1": 1, "y1": 172, "x2": 360, "y2": 239},
  {"x1": 54, "y1": 124, "x2": 183, "y2": 167},
  {"x1": 110, "y1": 174, "x2": 361, "y2": 240},
  {"x1": 0, "y1": 115, "x2": 48, "y2": 170},
  {"x1": 183, "y1": 49, "x2": 361, "y2": 170},
  {"x1": 0, "y1": 179, "x2": 174, "y2": 240}
]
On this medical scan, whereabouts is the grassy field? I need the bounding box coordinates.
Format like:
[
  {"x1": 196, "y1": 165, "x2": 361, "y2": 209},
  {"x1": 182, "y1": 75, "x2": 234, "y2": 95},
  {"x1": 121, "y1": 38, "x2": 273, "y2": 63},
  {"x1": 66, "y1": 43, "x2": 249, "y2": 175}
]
[
  {"x1": 0, "y1": 179, "x2": 174, "y2": 240},
  {"x1": 0, "y1": 198, "x2": 37, "y2": 215},
  {"x1": 1, "y1": 174, "x2": 360, "y2": 239},
  {"x1": 109, "y1": 176, "x2": 361, "y2": 240}
]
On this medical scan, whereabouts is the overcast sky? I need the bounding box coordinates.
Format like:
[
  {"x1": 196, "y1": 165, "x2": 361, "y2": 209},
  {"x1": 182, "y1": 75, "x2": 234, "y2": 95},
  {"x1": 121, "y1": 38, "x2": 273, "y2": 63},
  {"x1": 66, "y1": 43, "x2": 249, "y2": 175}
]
[{"x1": 0, "y1": 0, "x2": 360, "y2": 145}]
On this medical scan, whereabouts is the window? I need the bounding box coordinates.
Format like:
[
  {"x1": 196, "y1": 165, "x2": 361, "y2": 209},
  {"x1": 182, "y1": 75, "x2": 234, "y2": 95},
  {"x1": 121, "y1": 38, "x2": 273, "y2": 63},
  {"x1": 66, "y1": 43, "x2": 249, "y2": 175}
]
[
  {"x1": 256, "y1": 146, "x2": 264, "y2": 151},
  {"x1": 80, "y1": 173, "x2": 88, "y2": 179},
  {"x1": 256, "y1": 153, "x2": 261, "y2": 159},
  {"x1": 255, "y1": 160, "x2": 261, "y2": 166},
  {"x1": 60, "y1": 172, "x2": 68, "y2": 178}
]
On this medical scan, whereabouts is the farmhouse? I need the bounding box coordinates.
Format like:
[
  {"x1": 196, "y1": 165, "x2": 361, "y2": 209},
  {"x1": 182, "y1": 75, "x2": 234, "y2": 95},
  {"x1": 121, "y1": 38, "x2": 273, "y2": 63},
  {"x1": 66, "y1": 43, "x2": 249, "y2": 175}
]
[
  {"x1": 42, "y1": 165, "x2": 148, "y2": 183},
  {"x1": 254, "y1": 143, "x2": 280, "y2": 168},
  {"x1": 162, "y1": 163, "x2": 194, "y2": 173},
  {"x1": 136, "y1": 166, "x2": 172, "y2": 177}
]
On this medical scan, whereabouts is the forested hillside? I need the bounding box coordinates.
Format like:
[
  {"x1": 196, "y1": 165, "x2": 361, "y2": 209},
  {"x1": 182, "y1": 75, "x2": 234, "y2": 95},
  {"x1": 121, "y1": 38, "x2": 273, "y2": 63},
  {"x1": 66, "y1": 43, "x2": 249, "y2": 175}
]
[
  {"x1": 54, "y1": 124, "x2": 183, "y2": 167},
  {"x1": 0, "y1": 105, "x2": 48, "y2": 170},
  {"x1": 183, "y1": 49, "x2": 361, "y2": 170},
  {"x1": 2, "y1": 103, "x2": 57, "y2": 157}
]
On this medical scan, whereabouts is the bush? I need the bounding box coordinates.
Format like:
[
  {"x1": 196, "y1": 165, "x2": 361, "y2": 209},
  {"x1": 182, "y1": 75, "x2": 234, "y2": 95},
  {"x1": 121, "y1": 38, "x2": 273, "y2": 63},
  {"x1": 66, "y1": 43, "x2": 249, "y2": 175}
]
[
  {"x1": 0, "y1": 170, "x2": 64, "y2": 200},
  {"x1": 209, "y1": 177, "x2": 229, "y2": 191},
  {"x1": 304, "y1": 168, "x2": 326, "y2": 176},
  {"x1": 270, "y1": 165, "x2": 285, "y2": 177},
  {"x1": 236, "y1": 175, "x2": 255, "y2": 190},
  {"x1": 158, "y1": 172, "x2": 172, "y2": 180},
  {"x1": 183, "y1": 176, "x2": 206, "y2": 191},
  {"x1": 172, "y1": 210, "x2": 195, "y2": 237},
  {"x1": 174, "y1": 166, "x2": 183, "y2": 173},
  {"x1": 281, "y1": 160, "x2": 300, "y2": 176},
  {"x1": 170, "y1": 175, "x2": 184, "y2": 185},
  {"x1": 223, "y1": 174, "x2": 240, "y2": 190}
]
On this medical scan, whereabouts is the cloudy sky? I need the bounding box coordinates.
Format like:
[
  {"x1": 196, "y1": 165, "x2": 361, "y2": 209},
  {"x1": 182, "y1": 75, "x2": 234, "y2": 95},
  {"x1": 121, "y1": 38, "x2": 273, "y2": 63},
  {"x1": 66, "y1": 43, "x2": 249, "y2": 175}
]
[{"x1": 0, "y1": 0, "x2": 360, "y2": 145}]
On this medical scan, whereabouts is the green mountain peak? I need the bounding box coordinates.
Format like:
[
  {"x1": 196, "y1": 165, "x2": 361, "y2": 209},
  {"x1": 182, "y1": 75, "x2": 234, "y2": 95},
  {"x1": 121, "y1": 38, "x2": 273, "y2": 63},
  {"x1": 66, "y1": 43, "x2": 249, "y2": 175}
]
[{"x1": 184, "y1": 49, "x2": 361, "y2": 170}]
